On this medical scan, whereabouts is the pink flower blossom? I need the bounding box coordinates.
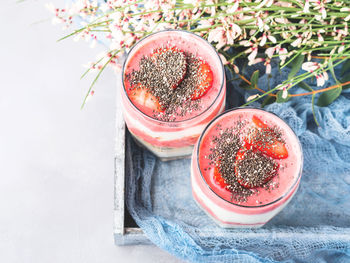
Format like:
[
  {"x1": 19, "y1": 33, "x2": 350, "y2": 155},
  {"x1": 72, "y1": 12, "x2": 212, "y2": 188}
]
[
  {"x1": 208, "y1": 27, "x2": 226, "y2": 49},
  {"x1": 316, "y1": 72, "x2": 328, "y2": 86},
  {"x1": 219, "y1": 54, "x2": 229, "y2": 65},
  {"x1": 265, "y1": 47, "x2": 275, "y2": 58},
  {"x1": 260, "y1": 33, "x2": 267, "y2": 46},
  {"x1": 268, "y1": 35, "x2": 277, "y2": 43},
  {"x1": 291, "y1": 35, "x2": 302, "y2": 47},
  {"x1": 278, "y1": 47, "x2": 288, "y2": 64},
  {"x1": 281, "y1": 87, "x2": 288, "y2": 99},
  {"x1": 264, "y1": 58, "x2": 271, "y2": 74},
  {"x1": 302, "y1": 62, "x2": 320, "y2": 72},
  {"x1": 248, "y1": 58, "x2": 265, "y2": 66},
  {"x1": 257, "y1": 0, "x2": 274, "y2": 8},
  {"x1": 338, "y1": 43, "x2": 345, "y2": 53},
  {"x1": 226, "y1": 0, "x2": 239, "y2": 13},
  {"x1": 303, "y1": 0, "x2": 310, "y2": 13},
  {"x1": 247, "y1": 46, "x2": 258, "y2": 62}
]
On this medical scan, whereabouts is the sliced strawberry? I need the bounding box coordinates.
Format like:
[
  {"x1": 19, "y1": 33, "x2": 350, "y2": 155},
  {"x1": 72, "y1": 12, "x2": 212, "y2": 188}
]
[
  {"x1": 252, "y1": 115, "x2": 269, "y2": 129},
  {"x1": 213, "y1": 161, "x2": 228, "y2": 188},
  {"x1": 128, "y1": 84, "x2": 164, "y2": 112},
  {"x1": 247, "y1": 116, "x2": 289, "y2": 159},
  {"x1": 235, "y1": 148, "x2": 279, "y2": 189},
  {"x1": 191, "y1": 61, "x2": 213, "y2": 100},
  {"x1": 151, "y1": 46, "x2": 187, "y2": 90},
  {"x1": 254, "y1": 140, "x2": 288, "y2": 159}
]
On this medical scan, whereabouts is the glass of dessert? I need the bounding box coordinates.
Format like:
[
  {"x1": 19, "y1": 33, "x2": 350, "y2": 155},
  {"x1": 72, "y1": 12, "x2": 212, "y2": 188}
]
[
  {"x1": 191, "y1": 108, "x2": 303, "y2": 227},
  {"x1": 121, "y1": 30, "x2": 226, "y2": 160}
]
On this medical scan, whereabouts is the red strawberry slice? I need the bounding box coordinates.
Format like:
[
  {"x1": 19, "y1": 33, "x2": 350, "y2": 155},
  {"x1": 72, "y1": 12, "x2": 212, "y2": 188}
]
[
  {"x1": 255, "y1": 140, "x2": 288, "y2": 159},
  {"x1": 191, "y1": 61, "x2": 213, "y2": 100},
  {"x1": 151, "y1": 46, "x2": 187, "y2": 90},
  {"x1": 235, "y1": 148, "x2": 279, "y2": 189},
  {"x1": 246, "y1": 116, "x2": 289, "y2": 159},
  {"x1": 213, "y1": 161, "x2": 228, "y2": 188},
  {"x1": 252, "y1": 115, "x2": 269, "y2": 129},
  {"x1": 128, "y1": 84, "x2": 164, "y2": 112}
]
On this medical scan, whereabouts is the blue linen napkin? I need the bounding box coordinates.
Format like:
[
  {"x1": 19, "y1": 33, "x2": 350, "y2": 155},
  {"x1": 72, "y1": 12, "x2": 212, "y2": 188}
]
[{"x1": 125, "y1": 62, "x2": 350, "y2": 263}]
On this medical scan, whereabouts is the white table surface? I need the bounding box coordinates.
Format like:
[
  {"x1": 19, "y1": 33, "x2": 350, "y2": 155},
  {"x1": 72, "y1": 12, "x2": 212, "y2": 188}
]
[{"x1": 0, "y1": 1, "x2": 183, "y2": 262}]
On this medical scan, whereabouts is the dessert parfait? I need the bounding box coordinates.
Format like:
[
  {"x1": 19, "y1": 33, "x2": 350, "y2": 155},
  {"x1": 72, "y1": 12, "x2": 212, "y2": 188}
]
[
  {"x1": 191, "y1": 108, "x2": 303, "y2": 227},
  {"x1": 121, "y1": 30, "x2": 225, "y2": 160}
]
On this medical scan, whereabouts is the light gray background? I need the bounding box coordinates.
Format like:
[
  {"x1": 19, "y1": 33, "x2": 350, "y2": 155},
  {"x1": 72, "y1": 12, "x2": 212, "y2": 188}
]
[{"x1": 0, "y1": 1, "x2": 183, "y2": 262}]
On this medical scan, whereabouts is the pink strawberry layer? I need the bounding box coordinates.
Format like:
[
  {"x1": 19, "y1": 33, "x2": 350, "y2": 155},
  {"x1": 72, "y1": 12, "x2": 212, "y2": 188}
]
[
  {"x1": 122, "y1": 93, "x2": 225, "y2": 148},
  {"x1": 121, "y1": 30, "x2": 225, "y2": 149},
  {"x1": 192, "y1": 151, "x2": 300, "y2": 217}
]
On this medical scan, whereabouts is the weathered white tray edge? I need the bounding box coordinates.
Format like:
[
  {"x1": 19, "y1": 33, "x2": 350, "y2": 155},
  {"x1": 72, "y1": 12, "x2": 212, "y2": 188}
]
[{"x1": 114, "y1": 73, "x2": 150, "y2": 246}]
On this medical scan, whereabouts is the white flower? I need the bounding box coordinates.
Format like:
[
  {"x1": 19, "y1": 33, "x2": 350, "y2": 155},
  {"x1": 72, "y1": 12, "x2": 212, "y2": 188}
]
[
  {"x1": 257, "y1": 0, "x2": 273, "y2": 8},
  {"x1": 247, "y1": 47, "x2": 258, "y2": 62},
  {"x1": 316, "y1": 73, "x2": 326, "y2": 86},
  {"x1": 248, "y1": 58, "x2": 264, "y2": 66},
  {"x1": 282, "y1": 87, "x2": 288, "y2": 99},
  {"x1": 260, "y1": 33, "x2": 267, "y2": 46},
  {"x1": 265, "y1": 47, "x2": 275, "y2": 58},
  {"x1": 321, "y1": 7, "x2": 327, "y2": 19},
  {"x1": 291, "y1": 35, "x2": 302, "y2": 47},
  {"x1": 268, "y1": 35, "x2": 277, "y2": 43},
  {"x1": 208, "y1": 27, "x2": 226, "y2": 49},
  {"x1": 227, "y1": 0, "x2": 239, "y2": 13},
  {"x1": 338, "y1": 44, "x2": 345, "y2": 54},
  {"x1": 197, "y1": 20, "x2": 213, "y2": 29},
  {"x1": 266, "y1": 63, "x2": 271, "y2": 74},
  {"x1": 302, "y1": 62, "x2": 319, "y2": 72},
  {"x1": 240, "y1": 40, "x2": 253, "y2": 47},
  {"x1": 247, "y1": 94, "x2": 260, "y2": 102},
  {"x1": 264, "y1": 58, "x2": 271, "y2": 74},
  {"x1": 278, "y1": 48, "x2": 288, "y2": 65},
  {"x1": 232, "y1": 64, "x2": 240, "y2": 74},
  {"x1": 219, "y1": 54, "x2": 228, "y2": 65},
  {"x1": 317, "y1": 31, "x2": 324, "y2": 43},
  {"x1": 303, "y1": 0, "x2": 310, "y2": 13}
]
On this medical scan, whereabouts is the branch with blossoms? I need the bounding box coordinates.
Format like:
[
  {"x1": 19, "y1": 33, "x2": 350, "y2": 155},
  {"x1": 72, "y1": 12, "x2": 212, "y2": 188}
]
[{"x1": 47, "y1": 0, "x2": 350, "y2": 118}]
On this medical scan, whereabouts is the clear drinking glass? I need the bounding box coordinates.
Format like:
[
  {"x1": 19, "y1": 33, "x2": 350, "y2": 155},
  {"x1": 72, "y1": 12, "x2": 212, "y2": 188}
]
[
  {"x1": 121, "y1": 30, "x2": 226, "y2": 160},
  {"x1": 191, "y1": 108, "x2": 303, "y2": 227}
]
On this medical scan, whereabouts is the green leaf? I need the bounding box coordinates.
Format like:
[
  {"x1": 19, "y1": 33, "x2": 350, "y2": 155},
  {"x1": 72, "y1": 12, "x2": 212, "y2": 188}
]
[
  {"x1": 328, "y1": 59, "x2": 340, "y2": 84},
  {"x1": 261, "y1": 96, "x2": 276, "y2": 108},
  {"x1": 250, "y1": 70, "x2": 259, "y2": 87},
  {"x1": 239, "y1": 82, "x2": 254, "y2": 90},
  {"x1": 276, "y1": 90, "x2": 290, "y2": 103},
  {"x1": 311, "y1": 93, "x2": 319, "y2": 126},
  {"x1": 316, "y1": 86, "x2": 342, "y2": 107},
  {"x1": 298, "y1": 81, "x2": 313, "y2": 92},
  {"x1": 341, "y1": 59, "x2": 350, "y2": 77},
  {"x1": 341, "y1": 73, "x2": 350, "y2": 90},
  {"x1": 288, "y1": 54, "x2": 304, "y2": 80}
]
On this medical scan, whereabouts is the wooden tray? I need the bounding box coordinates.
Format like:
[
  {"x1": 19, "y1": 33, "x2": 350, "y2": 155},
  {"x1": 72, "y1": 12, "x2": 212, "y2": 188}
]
[{"x1": 114, "y1": 80, "x2": 150, "y2": 246}]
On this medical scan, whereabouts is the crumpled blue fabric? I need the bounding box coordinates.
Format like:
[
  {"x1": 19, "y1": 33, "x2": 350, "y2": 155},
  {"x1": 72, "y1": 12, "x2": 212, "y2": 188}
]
[{"x1": 125, "y1": 61, "x2": 350, "y2": 263}]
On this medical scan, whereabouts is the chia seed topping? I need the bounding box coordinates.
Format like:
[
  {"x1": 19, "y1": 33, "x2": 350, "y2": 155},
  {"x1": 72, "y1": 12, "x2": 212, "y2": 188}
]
[
  {"x1": 206, "y1": 119, "x2": 283, "y2": 203},
  {"x1": 235, "y1": 149, "x2": 278, "y2": 188},
  {"x1": 126, "y1": 46, "x2": 207, "y2": 121}
]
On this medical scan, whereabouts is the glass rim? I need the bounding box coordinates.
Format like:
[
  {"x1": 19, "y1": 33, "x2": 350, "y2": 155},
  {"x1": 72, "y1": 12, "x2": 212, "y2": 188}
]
[
  {"x1": 121, "y1": 29, "x2": 225, "y2": 124},
  {"x1": 196, "y1": 107, "x2": 304, "y2": 208}
]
